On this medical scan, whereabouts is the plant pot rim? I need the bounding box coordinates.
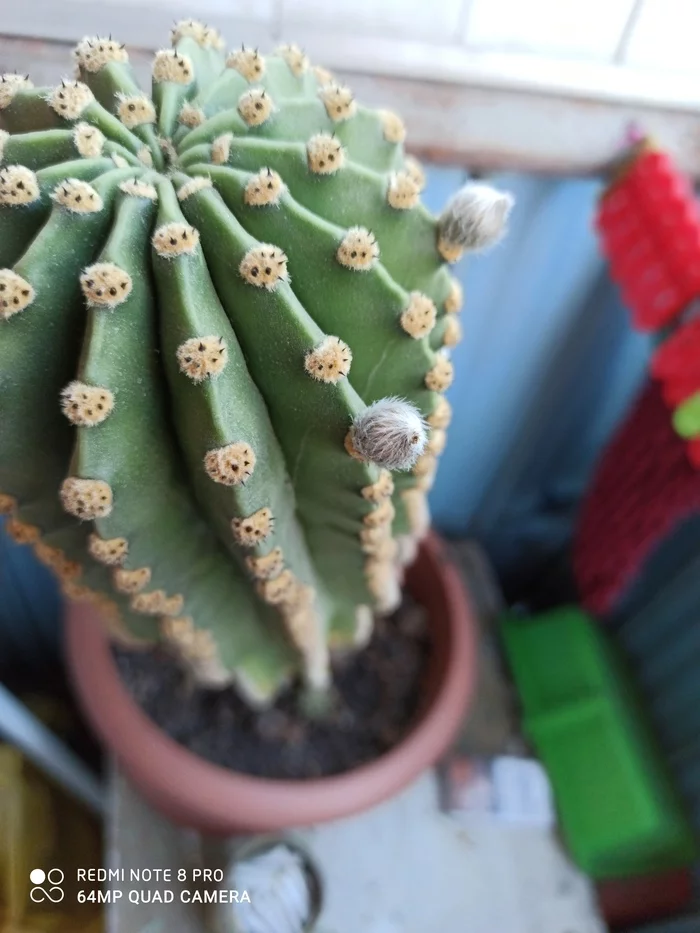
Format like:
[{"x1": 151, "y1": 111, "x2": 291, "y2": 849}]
[{"x1": 65, "y1": 531, "x2": 477, "y2": 834}]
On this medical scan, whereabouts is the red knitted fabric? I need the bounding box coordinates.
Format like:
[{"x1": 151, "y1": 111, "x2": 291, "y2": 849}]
[
  {"x1": 596, "y1": 149, "x2": 700, "y2": 331},
  {"x1": 574, "y1": 379, "x2": 700, "y2": 615}
]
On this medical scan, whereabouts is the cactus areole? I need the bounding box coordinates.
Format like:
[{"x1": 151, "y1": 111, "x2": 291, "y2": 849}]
[{"x1": 0, "y1": 22, "x2": 510, "y2": 708}]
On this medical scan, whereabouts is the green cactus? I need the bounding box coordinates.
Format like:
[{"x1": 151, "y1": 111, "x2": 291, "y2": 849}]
[{"x1": 0, "y1": 21, "x2": 511, "y2": 705}]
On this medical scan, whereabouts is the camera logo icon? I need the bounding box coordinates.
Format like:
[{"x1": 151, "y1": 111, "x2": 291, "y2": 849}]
[{"x1": 30, "y1": 869, "x2": 65, "y2": 903}]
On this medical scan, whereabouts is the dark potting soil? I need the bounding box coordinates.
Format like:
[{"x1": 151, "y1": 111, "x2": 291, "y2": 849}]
[{"x1": 113, "y1": 598, "x2": 432, "y2": 779}]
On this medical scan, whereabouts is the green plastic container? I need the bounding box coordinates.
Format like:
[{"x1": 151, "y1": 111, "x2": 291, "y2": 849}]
[
  {"x1": 501, "y1": 606, "x2": 614, "y2": 715},
  {"x1": 501, "y1": 607, "x2": 696, "y2": 879}
]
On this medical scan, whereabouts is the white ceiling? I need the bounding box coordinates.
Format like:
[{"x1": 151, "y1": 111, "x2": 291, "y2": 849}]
[{"x1": 3, "y1": 0, "x2": 700, "y2": 109}]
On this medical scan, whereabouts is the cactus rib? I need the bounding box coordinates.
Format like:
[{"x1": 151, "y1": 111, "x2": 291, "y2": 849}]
[
  {"x1": 0, "y1": 166, "x2": 159, "y2": 631},
  {"x1": 71, "y1": 188, "x2": 296, "y2": 695},
  {"x1": 152, "y1": 178, "x2": 335, "y2": 677},
  {"x1": 178, "y1": 180, "x2": 381, "y2": 610}
]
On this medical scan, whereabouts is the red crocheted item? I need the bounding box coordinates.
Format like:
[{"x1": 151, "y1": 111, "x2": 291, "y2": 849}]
[
  {"x1": 574, "y1": 379, "x2": 700, "y2": 615},
  {"x1": 596, "y1": 149, "x2": 700, "y2": 331},
  {"x1": 651, "y1": 317, "x2": 700, "y2": 381}
]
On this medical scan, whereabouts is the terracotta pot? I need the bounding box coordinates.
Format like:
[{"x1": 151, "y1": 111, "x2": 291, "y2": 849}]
[{"x1": 65, "y1": 532, "x2": 477, "y2": 834}]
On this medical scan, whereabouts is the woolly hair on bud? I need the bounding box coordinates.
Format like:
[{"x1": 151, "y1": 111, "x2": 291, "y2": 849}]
[
  {"x1": 351, "y1": 398, "x2": 428, "y2": 471},
  {"x1": 439, "y1": 183, "x2": 513, "y2": 255}
]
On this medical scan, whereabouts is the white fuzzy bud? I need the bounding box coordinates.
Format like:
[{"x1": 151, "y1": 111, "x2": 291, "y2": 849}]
[
  {"x1": 438, "y1": 183, "x2": 513, "y2": 257},
  {"x1": 351, "y1": 397, "x2": 427, "y2": 471}
]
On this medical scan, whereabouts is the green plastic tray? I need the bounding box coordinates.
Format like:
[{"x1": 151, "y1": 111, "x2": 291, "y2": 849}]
[
  {"x1": 501, "y1": 606, "x2": 696, "y2": 879},
  {"x1": 500, "y1": 606, "x2": 615, "y2": 716}
]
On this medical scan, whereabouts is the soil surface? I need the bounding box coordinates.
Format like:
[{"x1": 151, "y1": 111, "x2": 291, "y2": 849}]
[{"x1": 114, "y1": 598, "x2": 431, "y2": 779}]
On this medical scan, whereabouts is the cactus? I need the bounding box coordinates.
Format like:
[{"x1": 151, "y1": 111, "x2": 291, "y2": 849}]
[{"x1": 0, "y1": 22, "x2": 511, "y2": 705}]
